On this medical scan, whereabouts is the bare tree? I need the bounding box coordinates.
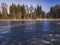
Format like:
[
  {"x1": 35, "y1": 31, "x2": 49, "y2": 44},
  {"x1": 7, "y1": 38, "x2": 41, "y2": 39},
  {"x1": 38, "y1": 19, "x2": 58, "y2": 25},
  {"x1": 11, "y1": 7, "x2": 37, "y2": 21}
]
[{"x1": 1, "y1": 3, "x2": 8, "y2": 19}]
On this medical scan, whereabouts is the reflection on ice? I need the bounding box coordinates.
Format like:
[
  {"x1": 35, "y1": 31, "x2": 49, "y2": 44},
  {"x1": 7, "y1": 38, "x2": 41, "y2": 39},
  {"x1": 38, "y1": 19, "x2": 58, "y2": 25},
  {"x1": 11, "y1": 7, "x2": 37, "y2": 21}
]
[
  {"x1": 43, "y1": 21, "x2": 50, "y2": 31},
  {"x1": 25, "y1": 21, "x2": 37, "y2": 31},
  {"x1": 0, "y1": 21, "x2": 11, "y2": 33},
  {"x1": 57, "y1": 22, "x2": 60, "y2": 25}
]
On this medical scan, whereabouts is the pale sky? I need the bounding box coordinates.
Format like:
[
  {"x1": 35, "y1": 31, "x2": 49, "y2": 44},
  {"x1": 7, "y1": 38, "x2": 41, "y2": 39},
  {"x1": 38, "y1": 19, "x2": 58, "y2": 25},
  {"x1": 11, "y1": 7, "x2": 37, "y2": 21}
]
[{"x1": 0, "y1": 0, "x2": 60, "y2": 12}]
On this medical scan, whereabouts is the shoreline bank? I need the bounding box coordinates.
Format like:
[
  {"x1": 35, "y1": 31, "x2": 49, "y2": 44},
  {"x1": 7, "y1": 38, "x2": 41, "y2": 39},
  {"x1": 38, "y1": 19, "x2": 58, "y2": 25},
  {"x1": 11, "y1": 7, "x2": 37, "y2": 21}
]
[{"x1": 0, "y1": 19, "x2": 60, "y2": 21}]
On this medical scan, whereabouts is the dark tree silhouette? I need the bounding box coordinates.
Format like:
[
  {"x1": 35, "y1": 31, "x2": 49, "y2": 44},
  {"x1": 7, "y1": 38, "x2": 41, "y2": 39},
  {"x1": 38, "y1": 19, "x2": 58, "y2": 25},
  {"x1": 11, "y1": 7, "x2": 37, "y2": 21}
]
[{"x1": 47, "y1": 4, "x2": 60, "y2": 18}]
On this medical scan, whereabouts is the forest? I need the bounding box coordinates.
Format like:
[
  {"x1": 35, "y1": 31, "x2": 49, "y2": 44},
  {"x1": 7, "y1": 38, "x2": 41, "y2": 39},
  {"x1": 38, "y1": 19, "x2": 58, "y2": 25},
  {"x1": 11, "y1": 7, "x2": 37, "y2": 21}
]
[{"x1": 0, "y1": 3, "x2": 60, "y2": 19}]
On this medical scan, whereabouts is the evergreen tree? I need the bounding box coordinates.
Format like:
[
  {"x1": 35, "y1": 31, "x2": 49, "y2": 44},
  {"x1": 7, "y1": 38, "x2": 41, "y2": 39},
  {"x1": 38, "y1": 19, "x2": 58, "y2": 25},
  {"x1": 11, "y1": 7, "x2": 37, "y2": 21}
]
[
  {"x1": 21, "y1": 4, "x2": 26, "y2": 19},
  {"x1": 0, "y1": 11, "x2": 2, "y2": 19},
  {"x1": 9, "y1": 3, "x2": 17, "y2": 19},
  {"x1": 17, "y1": 4, "x2": 21, "y2": 19},
  {"x1": 30, "y1": 5, "x2": 33, "y2": 19},
  {"x1": 47, "y1": 4, "x2": 60, "y2": 18},
  {"x1": 33, "y1": 8, "x2": 37, "y2": 19},
  {"x1": 36, "y1": 5, "x2": 42, "y2": 18}
]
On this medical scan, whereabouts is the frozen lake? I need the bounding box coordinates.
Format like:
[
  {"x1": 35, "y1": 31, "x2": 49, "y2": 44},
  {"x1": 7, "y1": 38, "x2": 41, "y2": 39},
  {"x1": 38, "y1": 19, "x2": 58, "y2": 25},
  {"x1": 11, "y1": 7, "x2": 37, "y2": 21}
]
[{"x1": 0, "y1": 21, "x2": 60, "y2": 45}]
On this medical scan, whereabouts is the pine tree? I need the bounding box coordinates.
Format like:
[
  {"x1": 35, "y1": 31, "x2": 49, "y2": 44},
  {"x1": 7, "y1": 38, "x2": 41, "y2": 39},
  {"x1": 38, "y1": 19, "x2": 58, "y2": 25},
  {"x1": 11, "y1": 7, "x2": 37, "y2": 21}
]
[
  {"x1": 47, "y1": 4, "x2": 60, "y2": 18},
  {"x1": 0, "y1": 11, "x2": 2, "y2": 19},
  {"x1": 36, "y1": 5, "x2": 42, "y2": 18},
  {"x1": 34, "y1": 8, "x2": 37, "y2": 19},
  {"x1": 21, "y1": 4, "x2": 26, "y2": 19},
  {"x1": 30, "y1": 5, "x2": 33, "y2": 19},
  {"x1": 17, "y1": 4, "x2": 21, "y2": 19},
  {"x1": 9, "y1": 3, "x2": 17, "y2": 19}
]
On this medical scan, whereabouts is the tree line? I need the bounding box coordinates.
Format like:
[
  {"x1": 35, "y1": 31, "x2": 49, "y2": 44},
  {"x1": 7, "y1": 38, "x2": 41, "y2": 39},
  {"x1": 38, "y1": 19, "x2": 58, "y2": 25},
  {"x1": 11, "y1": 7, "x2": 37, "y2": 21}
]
[
  {"x1": 47, "y1": 4, "x2": 60, "y2": 18},
  {"x1": 0, "y1": 3, "x2": 60, "y2": 19}
]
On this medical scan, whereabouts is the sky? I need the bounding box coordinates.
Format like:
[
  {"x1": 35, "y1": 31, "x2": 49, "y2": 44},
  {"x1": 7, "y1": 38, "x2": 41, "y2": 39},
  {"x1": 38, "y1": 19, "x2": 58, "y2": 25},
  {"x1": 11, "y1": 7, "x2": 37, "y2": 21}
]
[{"x1": 0, "y1": 0, "x2": 60, "y2": 12}]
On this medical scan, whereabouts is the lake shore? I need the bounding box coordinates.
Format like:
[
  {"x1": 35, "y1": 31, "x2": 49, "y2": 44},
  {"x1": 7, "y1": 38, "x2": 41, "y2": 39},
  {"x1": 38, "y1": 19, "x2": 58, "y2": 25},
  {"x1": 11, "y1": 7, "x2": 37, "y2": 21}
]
[{"x1": 0, "y1": 18, "x2": 60, "y2": 21}]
